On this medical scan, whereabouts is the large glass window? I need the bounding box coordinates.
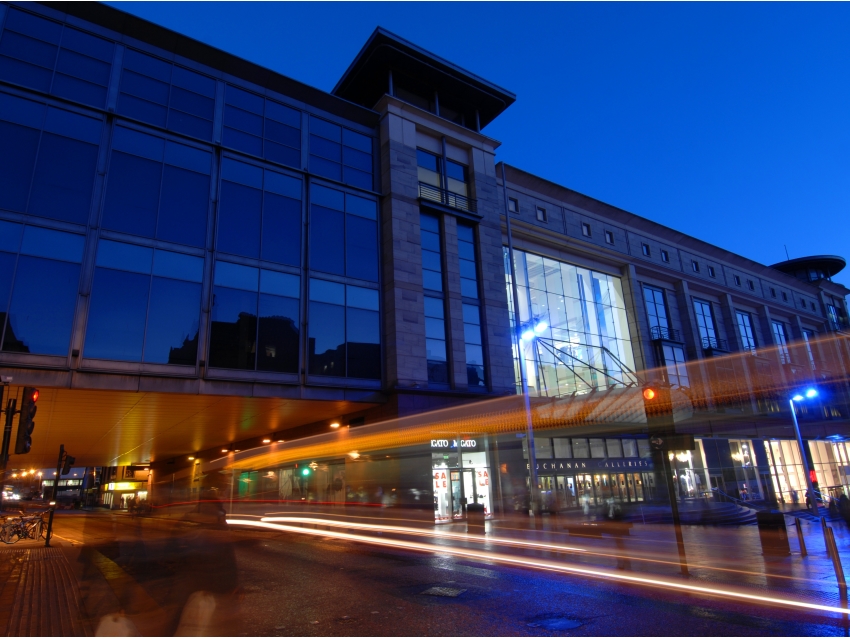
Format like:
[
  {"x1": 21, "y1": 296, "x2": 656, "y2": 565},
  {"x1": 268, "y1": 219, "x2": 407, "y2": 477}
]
[
  {"x1": 736, "y1": 311, "x2": 757, "y2": 354},
  {"x1": 308, "y1": 279, "x2": 380, "y2": 380},
  {"x1": 420, "y1": 214, "x2": 443, "y2": 292},
  {"x1": 772, "y1": 321, "x2": 790, "y2": 364},
  {"x1": 643, "y1": 285, "x2": 668, "y2": 332},
  {"x1": 802, "y1": 330, "x2": 817, "y2": 370},
  {"x1": 84, "y1": 240, "x2": 203, "y2": 365},
  {"x1": 424, "y1": 296, "x2": 448, "y2": 384},
  {"x1": 0, "y1": 92, "x2": 101, "y2": 225},
  {"x1": 118, "y1": 49, "x2": 215, "y2": 141},
  {"x1": 0, "y1": 8, "x2": 114, "y2": 109},
  {"x1": 309, "y1": 116, "x2": 373, "y2": 190},
  {"x1": 102, "y1": 126, "x2": 212, "y2": 247},
  {"x1": 309, "y1": 184, "x2": 378, "y2": 282},
  {"x1": 223, "y1": 84, "x2": 302, "y2": 169},
  {"x1": 0, "y1": 222, "x2": 84, "y2": 356},
  {"x1": 457, "y1": 223, "x2": 478, "y2": 299},
  {"x1": 217, "y1": 158, "x2": 302, "y2": 265},
  {"x1": 506, "y1": 248, "x2": 633, "y2": 397},
  {"x1": 693, "y1": 299, "x2": 717, "y2": 349},
  {"x1": 462, "y1": 303, "x2": 486, "y2": 388},
  {"x1": 209, "y1": 262, "x2": 300, "y2": 372},
  {"x1": 662, "y1": 344, "x2": 689, "y2": 388}
]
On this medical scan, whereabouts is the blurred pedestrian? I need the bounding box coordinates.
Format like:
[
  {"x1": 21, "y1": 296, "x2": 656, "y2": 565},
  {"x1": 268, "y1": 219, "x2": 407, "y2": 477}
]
[{"x1": 839, "y1": 492, "x2": 850, "y2": 524}]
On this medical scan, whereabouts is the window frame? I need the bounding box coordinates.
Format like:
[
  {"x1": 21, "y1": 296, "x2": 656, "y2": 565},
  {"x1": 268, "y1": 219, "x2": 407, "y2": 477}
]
[{"x1": 536, "y1": 206, "x2": 547, "y2": 223}]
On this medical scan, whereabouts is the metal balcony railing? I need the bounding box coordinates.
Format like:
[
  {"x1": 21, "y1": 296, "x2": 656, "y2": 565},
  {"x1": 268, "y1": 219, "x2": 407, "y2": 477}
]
[
  {"x1": 702, "y1": 336, "x2": 729, "y2": 351},
  {"x1": 650, "y1": 325, "x2": 681, "y2": 342},
  {"x1": 419, "y1": 182, "x2": 478, "y2": 214}
]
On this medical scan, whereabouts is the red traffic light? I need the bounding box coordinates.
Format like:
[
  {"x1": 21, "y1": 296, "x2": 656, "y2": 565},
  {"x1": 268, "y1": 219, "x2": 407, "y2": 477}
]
[
  {"x1": 29, "y1": 389, "x2": 39, "y2": 403},
  {"x1": 643, "y1": 388, "x2": 656, "y2": 401}
]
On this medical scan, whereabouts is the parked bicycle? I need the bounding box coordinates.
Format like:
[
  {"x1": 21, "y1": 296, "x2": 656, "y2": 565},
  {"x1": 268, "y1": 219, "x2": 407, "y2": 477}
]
[{"x1": 0, "y1": 511, "x2": 48, "y2": 544}]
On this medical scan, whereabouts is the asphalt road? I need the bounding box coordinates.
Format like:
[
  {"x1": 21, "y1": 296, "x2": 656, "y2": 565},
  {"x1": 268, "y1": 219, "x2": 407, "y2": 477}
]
[{"x1": 52, "y1": 513, "x2": 850, "y2": 636}]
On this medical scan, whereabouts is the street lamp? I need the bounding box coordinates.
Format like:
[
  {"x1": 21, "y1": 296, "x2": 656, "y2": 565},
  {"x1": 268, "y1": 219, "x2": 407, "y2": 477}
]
[{"x1": 789, "y1": 388, "x2": 820, "y2": 516}]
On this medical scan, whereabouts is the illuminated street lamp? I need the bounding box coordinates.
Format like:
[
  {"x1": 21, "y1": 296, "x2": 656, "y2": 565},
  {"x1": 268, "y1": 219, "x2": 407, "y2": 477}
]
[{"x1": 790, "y1": 388, "x2": 820, "y2": 516}]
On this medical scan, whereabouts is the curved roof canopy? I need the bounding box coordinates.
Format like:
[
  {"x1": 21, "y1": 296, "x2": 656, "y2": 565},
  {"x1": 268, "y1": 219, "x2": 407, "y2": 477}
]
[{"x1": 770, "y1": 255, "x2": 846, "y2": 279}]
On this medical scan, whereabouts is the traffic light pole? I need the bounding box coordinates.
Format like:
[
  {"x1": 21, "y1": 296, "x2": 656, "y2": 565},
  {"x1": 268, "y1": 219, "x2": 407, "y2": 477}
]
[
  {"x1": 0, "y1": 397, "x2": 17, "y2": 515},
  {"x1": 44, "y1": 444, "x2": 64, "y2": 548},
  {"x1": 660, "y1": 450, "x2": 689, "y2": 577}
]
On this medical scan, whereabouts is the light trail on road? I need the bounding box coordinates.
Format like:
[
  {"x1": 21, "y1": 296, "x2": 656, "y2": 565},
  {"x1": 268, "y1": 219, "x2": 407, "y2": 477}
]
[{"x1": 227, "y1": 516, "x2": 850, "y2": 618}]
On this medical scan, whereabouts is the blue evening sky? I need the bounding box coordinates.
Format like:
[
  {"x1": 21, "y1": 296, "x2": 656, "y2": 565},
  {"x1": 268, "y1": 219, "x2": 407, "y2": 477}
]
[{"x1": 111, "y1": 2, "x2": 850, "y2": 287}]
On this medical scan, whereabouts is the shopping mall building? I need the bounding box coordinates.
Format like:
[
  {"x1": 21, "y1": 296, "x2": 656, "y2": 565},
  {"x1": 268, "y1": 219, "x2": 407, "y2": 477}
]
[{"x1": 1, "y1": 2, "x2": 849, "y2": 518}]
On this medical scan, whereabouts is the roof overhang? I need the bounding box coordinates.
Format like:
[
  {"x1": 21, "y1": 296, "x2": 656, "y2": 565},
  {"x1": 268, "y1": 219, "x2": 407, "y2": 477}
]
[{"x1": 333, "y1": 27, "x2": 515, "y2": 128}]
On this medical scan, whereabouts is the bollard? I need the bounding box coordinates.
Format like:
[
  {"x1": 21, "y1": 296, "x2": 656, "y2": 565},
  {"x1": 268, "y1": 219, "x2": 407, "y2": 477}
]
[
  {"x1": 823, "y1": 516, "x2": 832, "y2": 556},
  {"x1": 826, "y1": 526, "x2": 847, "y2": 595},
  {"x1": 795, "y1": 517, "x2": 807, "y2": 557}
]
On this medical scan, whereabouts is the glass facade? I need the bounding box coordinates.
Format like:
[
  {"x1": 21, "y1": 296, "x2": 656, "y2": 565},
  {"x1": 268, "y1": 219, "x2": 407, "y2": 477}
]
[
  {"x1": 505, "y1": 248, "x2": 634, "y2": 396},
  {"x1": 0, "y1": 5, "x2": 380, "y2": 383},
  {"x1": 772, "y1": 321, "x2": 790, "y2": 364},
  {"x1": 0, "y1": 222, "x2": 83, "y2": 355}
]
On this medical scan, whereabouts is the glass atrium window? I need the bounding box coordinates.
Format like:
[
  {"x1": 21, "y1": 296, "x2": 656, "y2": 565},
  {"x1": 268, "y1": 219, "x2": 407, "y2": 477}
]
[
  {"x1": 506, "y1": 248, "x2": 634, "y2": 397},
  {"x1": 103, "y1": 126, "x2": 212, "y2": 248},
  {"x1": 85, "y1": 240, "x2": 203, "y2": 365},
  {"x1": 217, "y1": 158, "x2": 302, "y2": 265},
  {"x1": 309, "y1": 184, "x2": 378, "y2": 282},
  {"x1": 209, "y1": 261, "x2": 300, "y2": 372},
  {"x1": 772, "y1": 321, "x2": 790, "y2": 364},
  {"x1": 0, "y1": 223, "x2": 84, "y2": 356},
  {"x1": 0, "y1": 8, "x2": 114, "y2": 109},
  {"x1": 308, "y1": 279, "x2": 380, "y2": 380},
  {"x1": 736, "y1": 311, "x2": 757, "y2": 354},
  {"x1": 0, "y1": 92, "x2": 101, "y2": 225},
  {"x1": 457, "y1": 223, "x2": 478, "y2": 299}
]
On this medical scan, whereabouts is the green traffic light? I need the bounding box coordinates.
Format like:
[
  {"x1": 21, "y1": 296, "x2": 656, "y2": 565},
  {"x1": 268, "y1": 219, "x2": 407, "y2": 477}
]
[{"x1": 301, "y1": 467, "x2": 310, "y2": 476}]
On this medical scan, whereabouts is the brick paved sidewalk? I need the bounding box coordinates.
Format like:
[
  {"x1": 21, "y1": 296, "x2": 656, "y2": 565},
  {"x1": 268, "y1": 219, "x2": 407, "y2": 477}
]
[{"x1": 0, "y1": 545, "x2": 89, "y2": 637}]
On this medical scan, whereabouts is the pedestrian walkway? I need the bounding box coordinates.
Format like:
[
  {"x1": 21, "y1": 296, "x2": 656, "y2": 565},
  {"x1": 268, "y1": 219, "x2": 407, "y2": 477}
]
[{"x1": 0, "y1": 545, "x2": 89, "y2": 636}]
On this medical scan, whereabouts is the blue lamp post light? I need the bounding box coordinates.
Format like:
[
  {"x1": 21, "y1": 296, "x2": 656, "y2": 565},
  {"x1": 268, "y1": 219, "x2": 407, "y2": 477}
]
[{"x1": 789, "y1": 388, "x2": 820, "y2": 516}]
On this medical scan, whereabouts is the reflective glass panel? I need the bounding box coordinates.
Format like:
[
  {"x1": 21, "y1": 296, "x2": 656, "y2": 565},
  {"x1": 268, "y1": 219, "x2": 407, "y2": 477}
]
[
  {"x1": 257, "y1": 293, "x2": 299, "y2": 373},
  {"x1": 144, "y1": 277, "x2": 200, "y2": 365},
  {"x1": 209, "y1": 286, "x2": 257, "y2": 370},
  {"x1": 308, "y1": 301, "x2": 344, "y2": 376},
  {"x1": 84, "y1": 268, "x2": 149, "y2": 361},
  {"x1": 2, "y1": 256, "x2": 79, "y2": 355}
]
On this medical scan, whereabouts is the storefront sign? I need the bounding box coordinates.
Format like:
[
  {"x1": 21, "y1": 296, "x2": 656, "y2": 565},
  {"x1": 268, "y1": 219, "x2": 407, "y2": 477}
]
[
  {"x1": 529, "y1": 459, "x2": 654, "y2": 473},
  {"x1": 431, "y1": 438, "x2": 479, "y2": 449},
  {"x1": 107, "y1": 482, "x2": 142, "y2": 491}
]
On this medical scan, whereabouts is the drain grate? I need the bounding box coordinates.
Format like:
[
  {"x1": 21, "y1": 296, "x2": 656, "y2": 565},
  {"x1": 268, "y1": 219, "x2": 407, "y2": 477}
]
[{"x1": 420, "y1": 586, "x2": 467, "y2": 597}]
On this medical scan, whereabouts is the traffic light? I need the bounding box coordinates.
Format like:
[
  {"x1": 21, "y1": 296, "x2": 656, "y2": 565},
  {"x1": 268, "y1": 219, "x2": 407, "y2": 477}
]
[
  {"x1": 14, "y1": 387, "x2": 38, "y2": 455},
  {"x1": 61, "y1": 454, "x2": 75, "y2": 476},
  {"x1": 301, "y1": 467, "x2": 311, "y2": 477},
  {"x1": 642, "y1": 385, "x2": 673, "y2": 421}
]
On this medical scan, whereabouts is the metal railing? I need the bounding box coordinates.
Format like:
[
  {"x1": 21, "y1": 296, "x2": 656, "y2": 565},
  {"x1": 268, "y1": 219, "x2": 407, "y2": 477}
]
[
  {"x1": 702, "y1": 336, "x2": 729, "y2": 351},
  {"x1": 650, "y1": 325, "x2": 682, "y2": 342},
  {"x1": 419, "y1": 182, "x2": 478, "y2": 213}
]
